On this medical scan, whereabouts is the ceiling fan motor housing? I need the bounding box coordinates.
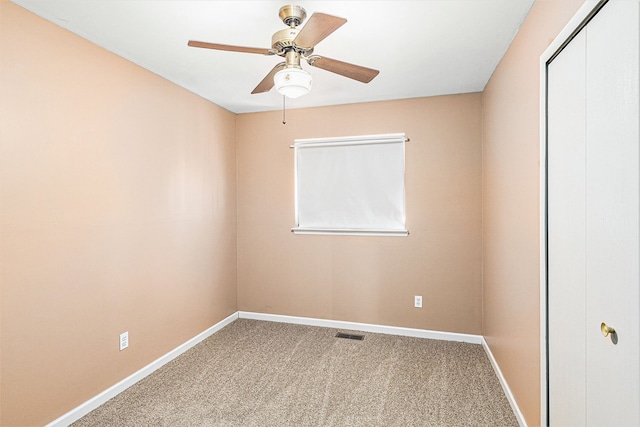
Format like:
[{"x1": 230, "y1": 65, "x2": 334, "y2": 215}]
[{"x1": 271, "y1": 27, "x2": 300, "y2": 52}]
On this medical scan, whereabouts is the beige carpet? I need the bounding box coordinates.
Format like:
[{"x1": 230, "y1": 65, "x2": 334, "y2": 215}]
[{"x1": 72, "y1": 319, "x2": 518, "y2": 426}]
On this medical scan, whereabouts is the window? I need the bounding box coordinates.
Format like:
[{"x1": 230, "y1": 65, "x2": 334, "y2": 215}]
[{"x1": 292, "y1": 133, "x2": 408, "y2": 236}]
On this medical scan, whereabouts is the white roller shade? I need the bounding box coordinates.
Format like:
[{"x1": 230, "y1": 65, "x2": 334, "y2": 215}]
[{"x1": 292, "y1": 133, "x2": 408, "y2": 236}]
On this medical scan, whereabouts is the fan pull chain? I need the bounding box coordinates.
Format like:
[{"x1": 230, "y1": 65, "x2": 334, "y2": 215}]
[{"x1": 282, "y1": 95, "x2": 286, "y2": 125}]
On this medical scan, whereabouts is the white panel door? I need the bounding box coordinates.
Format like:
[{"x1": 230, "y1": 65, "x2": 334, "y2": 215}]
[
  {"x1": 547, "y1": 28, "x2": 587, "y2": 427},
  {"x1": 584, "y1": 2, "x2": 640, "y2": 425},
  {"x1": 547, "y1": 1, "x2": 640, "y2": 426}
]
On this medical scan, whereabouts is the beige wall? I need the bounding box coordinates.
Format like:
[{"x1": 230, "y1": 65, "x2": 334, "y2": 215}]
[
  {"x1": 237, "y1": 95, "x2": 483, "y2": 334},
  {"x1": 0, "y1": 2, "x2": 237, "y2": 425},
  {"x1": 481, "y1": 0, "x2": 584, "y2": 425}
]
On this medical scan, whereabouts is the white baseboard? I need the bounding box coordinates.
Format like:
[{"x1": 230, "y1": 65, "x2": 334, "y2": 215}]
[
  {"x1": 238, "y1": 311, "x2": 483, "y2": 344},
  {"x1": 45, "y1": 312, "x2": 239, "y2": 427},
  {"x1": 481, "y1": 337, "x2": 527, "y2": 427},
  {"x1": 47, "y1": 311, "x2": 524, "y2": 427}
]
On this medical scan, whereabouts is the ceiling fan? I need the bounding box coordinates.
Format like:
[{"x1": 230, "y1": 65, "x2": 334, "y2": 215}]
[{"x1": 187, "y1": 4, "x2": 379, "y2": 99}]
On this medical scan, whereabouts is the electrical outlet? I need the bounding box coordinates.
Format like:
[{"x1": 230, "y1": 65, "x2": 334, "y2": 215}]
[
  {"x1": 120, "y1": 331, "x2": 129, "y2": 351},
  {"x1": 414, "y1": 295, "x2": 423, "y2": 308}
]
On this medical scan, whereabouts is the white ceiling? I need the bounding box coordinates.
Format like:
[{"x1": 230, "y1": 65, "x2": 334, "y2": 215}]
[{"x1": 11, "y1": 0, "x2": 535, "y2": 114}]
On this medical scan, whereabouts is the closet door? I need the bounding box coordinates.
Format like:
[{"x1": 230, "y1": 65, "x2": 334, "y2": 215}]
[
  {"x1": 547, "y1": 28, "x2": 587, "y2": 427},
  {"x1": 547, "y1": 1, "x2": 640, "y2": 425},
  {"x1": 584, "y1": 2, "x2": 640, "y2": 425}
]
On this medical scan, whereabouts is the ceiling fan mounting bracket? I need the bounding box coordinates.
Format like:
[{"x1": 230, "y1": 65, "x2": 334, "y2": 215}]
[{"x1": 279, "y1": 5, "x2": 307, "y2": 27}]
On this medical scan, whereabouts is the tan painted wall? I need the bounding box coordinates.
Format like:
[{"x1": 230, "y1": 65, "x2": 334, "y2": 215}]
[
  {"x1": 481, "y1": 0, "x2": 585, "y2": 425},
  {"x1": 237, "y1": 95, "x2": 483, "y2": 335},
  {"x1": 0, "y1": 2, "x2": 237, "y2": 425}
]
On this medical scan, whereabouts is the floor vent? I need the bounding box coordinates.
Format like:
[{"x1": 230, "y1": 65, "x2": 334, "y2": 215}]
[{"x1": 335, "y1": 332, "x2": 364, "y2": 341}]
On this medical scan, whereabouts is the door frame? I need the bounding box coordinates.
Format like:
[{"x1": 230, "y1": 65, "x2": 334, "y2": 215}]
[{"x1": 539, "y1": 1, "x2": 608, "y2": 425}]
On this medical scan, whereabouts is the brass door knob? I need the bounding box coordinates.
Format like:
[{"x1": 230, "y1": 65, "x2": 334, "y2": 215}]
[{"x1": 601, "y1": 322, "x2": 615, "y2": 337}]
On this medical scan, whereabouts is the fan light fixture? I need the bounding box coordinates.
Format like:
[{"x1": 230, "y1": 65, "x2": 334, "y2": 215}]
[
  {"x1": 188, "y1": 5, "x2": 380, "y2": 101},
  {"x1": 274, "y1": 67, "x2": 313, "y2": 98}
]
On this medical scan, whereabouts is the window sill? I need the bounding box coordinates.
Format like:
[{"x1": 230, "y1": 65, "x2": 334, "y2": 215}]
[{"x1": 291, "y1": 228, "x2": 409, "y2": 237}]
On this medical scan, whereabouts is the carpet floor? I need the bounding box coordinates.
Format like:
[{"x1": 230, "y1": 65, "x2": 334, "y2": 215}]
[{"x1": 72, "y1": 319, "x2": 518, "y2": 426}]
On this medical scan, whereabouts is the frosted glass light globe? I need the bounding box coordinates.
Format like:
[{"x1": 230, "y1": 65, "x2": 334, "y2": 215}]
[{"x1": 274, "y1": 67, "x2": 313, "y2": 98}]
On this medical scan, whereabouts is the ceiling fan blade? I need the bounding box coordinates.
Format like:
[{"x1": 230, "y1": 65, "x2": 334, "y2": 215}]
[
  {"x1": 294, "y1": 13, "x2": 347, "y2": 48},
  {"x1": 251, "y1": 62, "x2": 286, "y2": 94},
  {"x1": 188, "y1": 40, "x2": 274, "y2": 55},
  {"x1": 307, "y1": 56, "x2": 379, "y2": 83}
]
